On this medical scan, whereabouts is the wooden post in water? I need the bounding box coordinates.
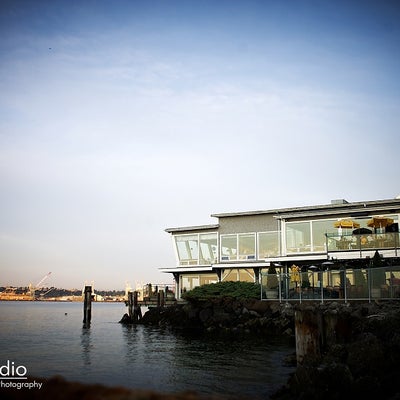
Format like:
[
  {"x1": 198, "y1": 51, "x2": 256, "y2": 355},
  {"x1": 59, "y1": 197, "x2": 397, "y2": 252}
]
[
  {"x1": 295, "y1": 308, "x2": 323, "y2": 364},
  {"x1": 127, "y1": 291, "x2": 134, "y2": 320},
  {"x1": 83, "y1": 286, "x2": 92, "y2": 328},
  {"x1": 160, "y1": 289, "x2": 165, "y2": 307},
  {"x1": 133, "y1": 290, "x2": 142, "y2": 321}
]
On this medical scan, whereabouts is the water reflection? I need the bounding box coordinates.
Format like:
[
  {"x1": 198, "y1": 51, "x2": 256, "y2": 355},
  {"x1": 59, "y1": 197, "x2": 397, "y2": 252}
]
[
  {"x1": 119, "y1": 324, "x2": 295, "y2": 399},
  {"x1": 168, "y1": 334, "x2": 294, "y2": 399},
  {"x1": 121, "y1": 324, "x2": 141, "y2": 364},
  {"x1": 80, "y1": 327, "x2": 92, "y2": 366},
  {"x1": 0, "y1": 302, "x2": 295, "y2": 398}
]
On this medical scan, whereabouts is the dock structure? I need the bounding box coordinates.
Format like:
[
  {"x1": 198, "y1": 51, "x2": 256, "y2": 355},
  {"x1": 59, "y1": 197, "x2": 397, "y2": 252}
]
[{"x1": 138, "y1": 283, "x2": 176, "y2": 307}]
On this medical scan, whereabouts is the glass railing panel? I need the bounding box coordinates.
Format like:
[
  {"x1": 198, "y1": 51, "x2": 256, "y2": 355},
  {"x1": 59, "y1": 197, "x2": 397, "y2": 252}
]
[
  {"x1": 261, "y1": 266, "x2": 400, "y2": 302},
  {"x1": 387, "y1": 267, "x2": 400, "y2": 299},
  {"x1": 327, "y1": 232, "x2": 400, "y2": 252},
  {"x1": 326, "y1": 234, "x2": 354, "y2": 251}
]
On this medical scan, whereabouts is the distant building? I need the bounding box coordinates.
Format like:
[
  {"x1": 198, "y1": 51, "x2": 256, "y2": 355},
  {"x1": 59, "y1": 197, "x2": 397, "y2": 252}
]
[{"x1": 161, "y1": 197, "x2": 400, "y2": 299}]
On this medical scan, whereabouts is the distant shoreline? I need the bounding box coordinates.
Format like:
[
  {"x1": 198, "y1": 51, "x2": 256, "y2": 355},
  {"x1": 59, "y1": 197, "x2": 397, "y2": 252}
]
[{"x1": 0, "y1": 298, "x2": 125, "y2": 302}]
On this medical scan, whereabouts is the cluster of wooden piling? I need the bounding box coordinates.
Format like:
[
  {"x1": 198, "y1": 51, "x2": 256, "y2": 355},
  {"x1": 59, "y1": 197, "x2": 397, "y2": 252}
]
[
  {"x1": 127, "y1": 291, "x2": 142, "y2": 322},
  {"x1": 82, "y1": 284, "x2": 175, "y2": 326}
]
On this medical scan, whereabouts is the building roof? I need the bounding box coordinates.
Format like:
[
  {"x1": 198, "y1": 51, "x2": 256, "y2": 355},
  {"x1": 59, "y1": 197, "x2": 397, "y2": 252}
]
[
  {"x1": 165, "y1": 224, "x2": 219, "y2": 233},
  {"x1": 210, "y1": 198, "x2": 400, "y2": 219},
  {"x1": 165, "y1": 198, "x2": 400, "y2": 233}
]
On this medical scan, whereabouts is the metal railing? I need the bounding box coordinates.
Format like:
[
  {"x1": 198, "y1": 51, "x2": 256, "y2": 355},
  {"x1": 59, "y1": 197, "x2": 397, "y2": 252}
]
[{"x1": 261, "y1": 266, "x2": 400, "y2": 303}]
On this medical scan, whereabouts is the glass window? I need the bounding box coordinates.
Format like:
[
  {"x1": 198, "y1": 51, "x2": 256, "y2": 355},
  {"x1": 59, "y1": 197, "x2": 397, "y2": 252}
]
[
  {"x1": 199, "y1": 233, "x2": 218, "y2": 264},
  {"x1": 311, "y1": 220, "x2": 332, "y2": 252},
  {"x1": 181, "y1": 274, "x2": 218, "y2": 294},
  {"x1": 238, "y1": 233, "x2": 256, "y2": 260},
  {"x1": 222, "y1": 268, "x2": 255, "y2": 282},
  {"x1": 175, "y1": 234, "x2": 198, "y2": 265},
  {"x1": 258, "y1": 231, "x2": 280, "y2": 258},
  {"x1": 220, "y1": 235, "x2": 237, "y2": 261},
  {"x1": 181, "y1": 276, "x2": 199, "y2": 293},
  {"x1": 286, "y1": 222, "x2": 311, "y2": 253}
]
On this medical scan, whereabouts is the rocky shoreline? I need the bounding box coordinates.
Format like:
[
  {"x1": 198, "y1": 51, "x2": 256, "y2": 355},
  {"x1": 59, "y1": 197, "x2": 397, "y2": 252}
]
[
  {"x1": 136, "y1": 297, "x2": 296, "y2": 337},
  {"x1": 131, "y1": 298, "x2": 400, "y2": 400}
]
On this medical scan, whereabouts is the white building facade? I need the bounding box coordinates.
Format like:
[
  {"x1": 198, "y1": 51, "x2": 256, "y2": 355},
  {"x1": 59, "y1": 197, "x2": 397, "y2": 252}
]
[{"x1": 161, "y1": 198, "x2": 400, "y2": 300}]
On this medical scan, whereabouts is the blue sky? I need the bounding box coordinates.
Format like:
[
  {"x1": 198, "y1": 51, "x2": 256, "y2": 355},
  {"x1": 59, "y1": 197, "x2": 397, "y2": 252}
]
[{"x1": 1, "y1": 0, "x2": 399, "y2": 290}]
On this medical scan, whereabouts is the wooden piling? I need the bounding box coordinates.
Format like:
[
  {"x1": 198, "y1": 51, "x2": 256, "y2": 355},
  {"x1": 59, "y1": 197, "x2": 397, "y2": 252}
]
[
  {"x1": 294, "y1": 308, "x2": 323, "y2": 364},
  {"x1": 127, "y1": 291, "x2": 134, "y2": 319},
  {"x1": 157, "y1": 291, "x2": 161, "y2": 307},
  {"x1": 83, "y1": 286, "x2": 92, "y2": 327},
  {"x1": 133, "y1": 291, "x2": 142, "y2": 321}
]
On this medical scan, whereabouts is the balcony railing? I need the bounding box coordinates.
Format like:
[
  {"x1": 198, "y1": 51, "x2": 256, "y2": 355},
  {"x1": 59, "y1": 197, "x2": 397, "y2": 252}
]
[
  {"x1": 326, "y1": 232, "x2": 399, "y2": 253},
  {"x1": 261, "y1": 265, "x2": 400, "y2": 303}
]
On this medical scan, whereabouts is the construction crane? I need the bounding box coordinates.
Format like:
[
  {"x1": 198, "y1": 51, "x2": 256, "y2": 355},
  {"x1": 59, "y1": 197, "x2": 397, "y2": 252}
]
[{"x1": 29, "y1": 272, "x2": 52, "y2": 300}]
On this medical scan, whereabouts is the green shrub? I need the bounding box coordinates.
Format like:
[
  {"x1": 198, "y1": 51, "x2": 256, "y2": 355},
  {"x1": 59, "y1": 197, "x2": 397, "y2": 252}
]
[{"x1": 181, "y1": 281, "x2": 261, "y2": 301}]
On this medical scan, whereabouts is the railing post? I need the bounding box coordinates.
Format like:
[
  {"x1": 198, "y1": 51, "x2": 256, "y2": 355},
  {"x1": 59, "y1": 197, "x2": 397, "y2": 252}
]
[
  {"x1": 368, "y1": 266, "x2": 372, "y2": 303},
  {"x1": 285, "y1": 267, "x2": 289, "y2": 301},
  {"x1": 277, "y1": 273, "x2": 281, "y2": 302}
]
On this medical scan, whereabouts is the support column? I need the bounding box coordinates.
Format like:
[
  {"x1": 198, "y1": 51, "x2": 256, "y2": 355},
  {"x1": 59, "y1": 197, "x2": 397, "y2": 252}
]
[
  {"x1": 253, "y1": 267, "x2": 260, "y2": 284},
  {"x1": 215, "y1": 269, "x2": 223, "y2": 282},
  {"x1": 173, "y1": 273, "x2": 180, "y2": 300}
]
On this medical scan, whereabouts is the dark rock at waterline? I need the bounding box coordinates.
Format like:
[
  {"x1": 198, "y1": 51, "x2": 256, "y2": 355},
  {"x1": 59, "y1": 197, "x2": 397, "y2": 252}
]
[
  {"x1": 119, "y1": 313, "x2": 132, "y2": 324},
  {"x1": 138, "y1": 298, "x2": 296, "y2": 337},
  {"x1": 119, "y1": 307, "x2": 143, "y2": 324}
]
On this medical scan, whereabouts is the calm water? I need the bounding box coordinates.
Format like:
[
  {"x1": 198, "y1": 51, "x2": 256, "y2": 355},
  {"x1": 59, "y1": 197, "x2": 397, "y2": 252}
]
[{"x1": 0, "y1": 301, "x2": 295, "y2": 399}]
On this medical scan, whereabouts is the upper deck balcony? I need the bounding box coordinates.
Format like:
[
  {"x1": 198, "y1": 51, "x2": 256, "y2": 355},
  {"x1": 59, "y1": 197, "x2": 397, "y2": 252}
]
[{"x1": 326, "y1": 232, "x2": 399, "y2": 259}]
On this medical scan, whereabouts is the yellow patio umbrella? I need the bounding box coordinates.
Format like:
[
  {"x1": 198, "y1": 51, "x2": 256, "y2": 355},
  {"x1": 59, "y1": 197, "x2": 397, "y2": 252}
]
[
  {"x1": 290, "y1": 265, "x2": 300, "y2": 284},
  {"x1": 367, "y1": 216, "x2": 394, "y2": 229},
  {"x1": 334, "y1": 219, "x2": 360, "y2": 229}
]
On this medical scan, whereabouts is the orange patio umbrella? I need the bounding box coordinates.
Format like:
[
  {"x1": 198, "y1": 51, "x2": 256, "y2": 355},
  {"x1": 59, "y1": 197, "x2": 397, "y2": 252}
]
[
  {"x1": 334, "y1": 219, "x2": 360, "y2": 229},
  {"x1": 367, "y1": 216, "x2": 394, "y2": 229}
]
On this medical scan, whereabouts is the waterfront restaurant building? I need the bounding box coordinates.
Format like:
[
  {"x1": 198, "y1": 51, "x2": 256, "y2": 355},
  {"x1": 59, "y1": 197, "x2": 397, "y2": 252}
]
[{"x1": 161, "y1": 197, "x2": 400, "y2": 299}]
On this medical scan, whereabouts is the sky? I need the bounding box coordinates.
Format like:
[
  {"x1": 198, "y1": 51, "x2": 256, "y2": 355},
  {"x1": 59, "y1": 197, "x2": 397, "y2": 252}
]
[{"x1": 1, "y1": 0, "x2": 399, "y2": 290}]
